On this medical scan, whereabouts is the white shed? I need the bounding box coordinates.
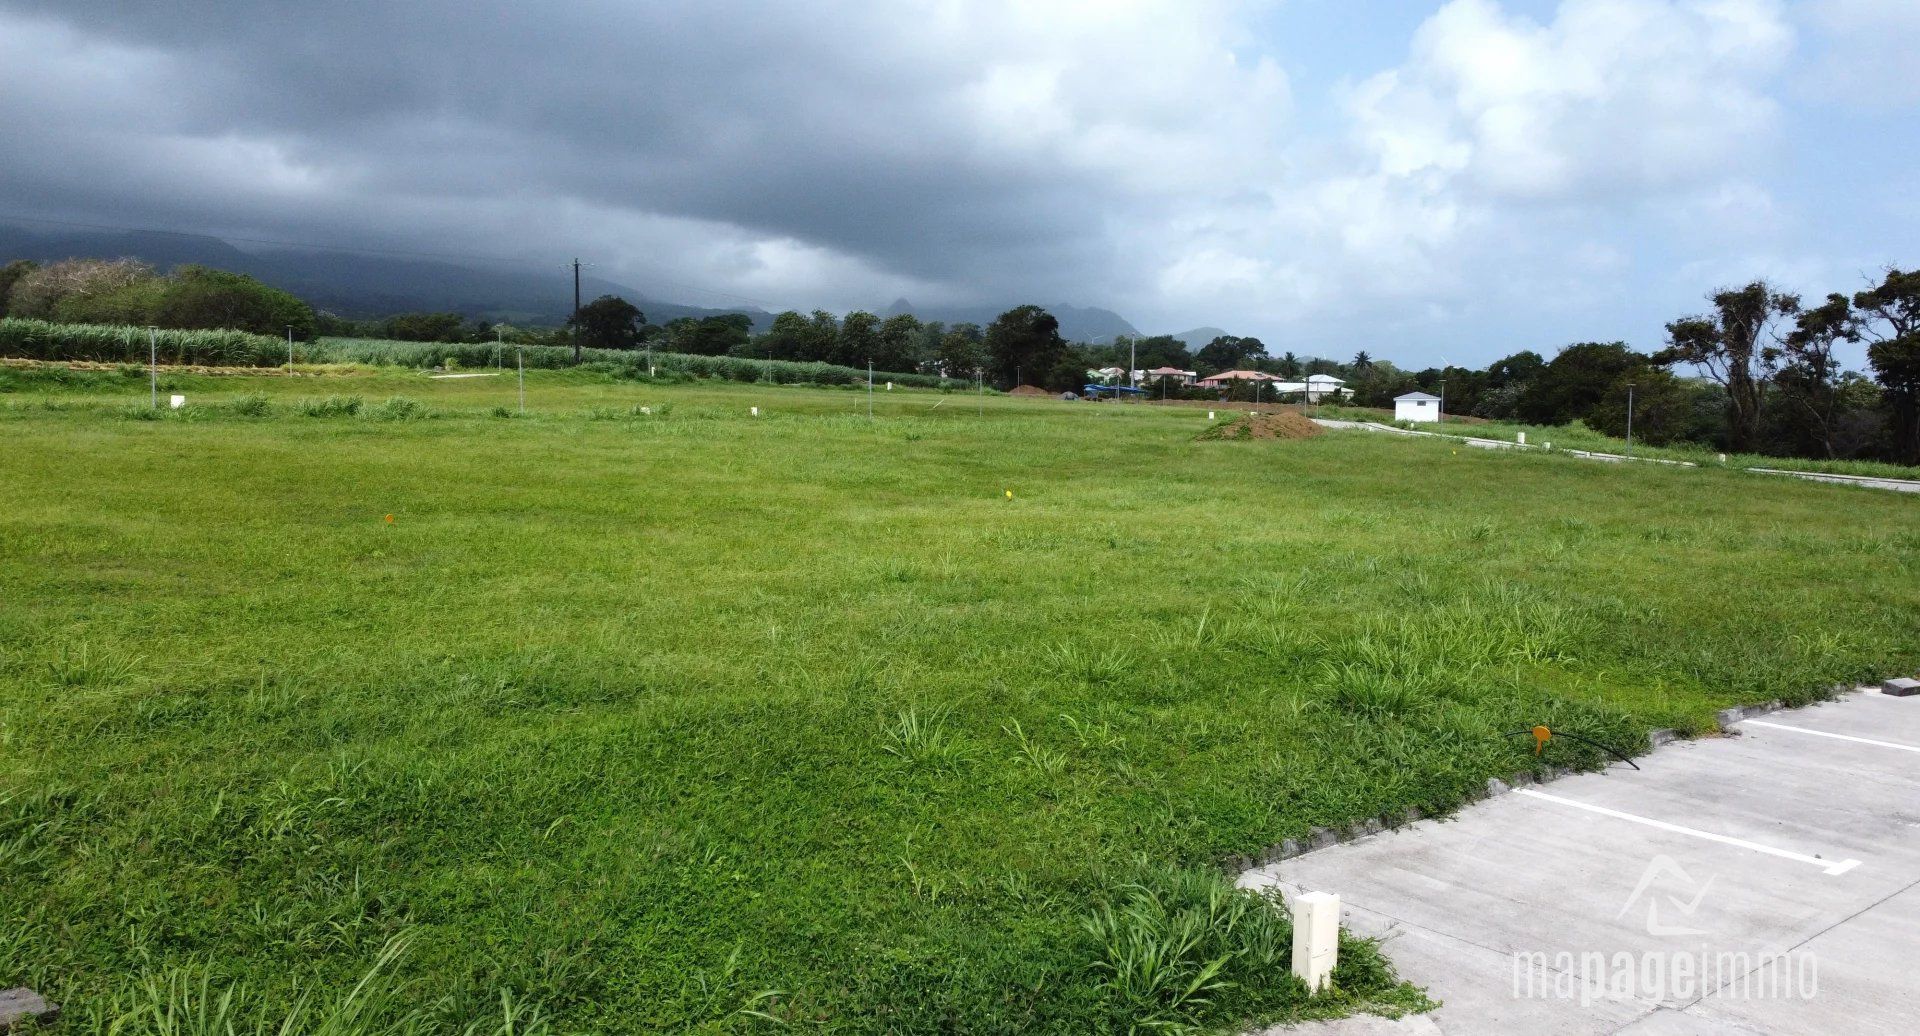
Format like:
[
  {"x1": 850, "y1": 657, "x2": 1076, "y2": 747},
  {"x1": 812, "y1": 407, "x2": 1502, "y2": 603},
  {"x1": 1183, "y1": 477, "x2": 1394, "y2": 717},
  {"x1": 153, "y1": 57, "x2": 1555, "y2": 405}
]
[{"x1": 1394, "y1": 391, "x2": 1441, "y2": 423}]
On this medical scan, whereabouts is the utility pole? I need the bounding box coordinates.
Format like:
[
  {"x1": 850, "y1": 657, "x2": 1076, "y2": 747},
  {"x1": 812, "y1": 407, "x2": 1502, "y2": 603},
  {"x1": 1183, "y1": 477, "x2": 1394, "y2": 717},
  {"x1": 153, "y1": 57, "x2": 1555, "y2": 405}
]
[
  {"x1": 868, "y1": 359, "x2": 874, "y2": 420},
  {"x1": 148, "y1": 326, "x2": 158, "y2": 408},
  {"x1": 518, "y1": 345, "x2": 525, "y2": 414},
  {"x1": 570, "y1": 257, "x2": 582, "y2": 364},
  {"x1": 1438, "y1": 379, "x2": 1446, "y2": 424},
  {"x1": 286, "y1": 325, "x2": 294, "y2": 368},
  {"x1": 1128, "y1": 337, "x2": 1136, "y2": 403}
]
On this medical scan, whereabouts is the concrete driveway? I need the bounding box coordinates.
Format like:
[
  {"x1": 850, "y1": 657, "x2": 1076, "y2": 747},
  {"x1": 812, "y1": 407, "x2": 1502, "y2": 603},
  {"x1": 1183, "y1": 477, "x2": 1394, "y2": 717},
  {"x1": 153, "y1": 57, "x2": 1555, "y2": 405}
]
[{"x1": 1241, "y1": 686, "x2": 1920, "y2": 1035}]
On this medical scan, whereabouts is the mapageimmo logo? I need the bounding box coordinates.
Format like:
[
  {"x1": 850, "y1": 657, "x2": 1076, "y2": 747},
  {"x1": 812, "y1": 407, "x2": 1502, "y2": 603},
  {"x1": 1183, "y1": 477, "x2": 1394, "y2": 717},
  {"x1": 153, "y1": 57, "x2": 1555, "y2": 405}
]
[{"x1": 1511, "y1": 855, "x2": 1818, "y2": 1004}]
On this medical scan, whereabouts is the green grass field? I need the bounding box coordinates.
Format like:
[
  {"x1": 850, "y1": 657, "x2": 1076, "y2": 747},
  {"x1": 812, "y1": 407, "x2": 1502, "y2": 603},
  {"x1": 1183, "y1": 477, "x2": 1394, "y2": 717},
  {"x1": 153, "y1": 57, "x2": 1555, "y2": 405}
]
[{"x1": 4, "y1": 364, "x2": 1917, "y2": 1033}]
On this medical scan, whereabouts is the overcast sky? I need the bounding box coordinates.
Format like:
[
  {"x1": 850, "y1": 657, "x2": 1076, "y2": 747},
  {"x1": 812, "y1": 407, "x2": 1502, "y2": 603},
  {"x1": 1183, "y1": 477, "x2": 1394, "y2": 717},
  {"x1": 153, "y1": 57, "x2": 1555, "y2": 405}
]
[{"x1": 3, "y1": 0, "x2": 1916, "y2": 365}]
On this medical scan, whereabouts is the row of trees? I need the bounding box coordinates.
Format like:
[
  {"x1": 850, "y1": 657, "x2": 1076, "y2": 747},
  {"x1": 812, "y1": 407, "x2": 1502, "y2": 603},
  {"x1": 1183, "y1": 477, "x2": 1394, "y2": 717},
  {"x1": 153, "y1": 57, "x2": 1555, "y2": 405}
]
[
  {"x1": 562, "y1": 296, "x2": 1079, "y2": 387},
  {"x1": 0, "y1": 259, "x2": 317, "y2": 340},
  {"x1": 1319, "y1": 269, "x2": 1919, "y2": 464},
  {"x1": 6, "y1": 253, "x2": 1915, "y2": 464}
]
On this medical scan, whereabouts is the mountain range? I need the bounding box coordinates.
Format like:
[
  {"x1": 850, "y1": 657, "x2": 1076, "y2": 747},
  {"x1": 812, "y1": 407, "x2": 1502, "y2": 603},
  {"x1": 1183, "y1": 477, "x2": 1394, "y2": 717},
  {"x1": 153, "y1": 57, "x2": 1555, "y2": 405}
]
[
  {"x1": 0, "y1": 223, "x2": 773, "y2": 330},
  {"x1": 1, "y1": 223, "x2": 1197, "y2": 344}
]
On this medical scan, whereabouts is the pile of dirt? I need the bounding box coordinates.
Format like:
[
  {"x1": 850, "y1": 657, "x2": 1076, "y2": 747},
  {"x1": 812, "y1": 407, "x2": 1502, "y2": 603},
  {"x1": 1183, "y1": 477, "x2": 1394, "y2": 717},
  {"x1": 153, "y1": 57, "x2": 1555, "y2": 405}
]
[
  {"x1": 1008, "y1": 384, "x2": 1050, "y2": 396},
  {"x1": 1196, "y1": 410, "x2": 1325, "y2": 441}
]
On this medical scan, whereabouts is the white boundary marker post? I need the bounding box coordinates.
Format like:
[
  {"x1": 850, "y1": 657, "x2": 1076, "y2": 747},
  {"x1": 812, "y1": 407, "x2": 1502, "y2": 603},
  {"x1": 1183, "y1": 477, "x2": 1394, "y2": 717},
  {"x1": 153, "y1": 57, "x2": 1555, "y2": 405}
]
[{"x1": 1290, "y1": 891, "x2": 1340, "y2": 992}]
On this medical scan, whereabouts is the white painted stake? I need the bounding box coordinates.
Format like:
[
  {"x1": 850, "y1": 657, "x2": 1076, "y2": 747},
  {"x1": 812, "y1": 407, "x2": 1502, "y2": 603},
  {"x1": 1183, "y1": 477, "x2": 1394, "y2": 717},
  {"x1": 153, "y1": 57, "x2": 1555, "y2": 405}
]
[
  {"x1": 1290, "y1": 891, "x2": 1340, "y2": 992},
  {"x1": 1517, "y1": 431, "x2": 1527, "y2": 445},
  {"x1": 169, "y1": 394, "x2": 186, "y2": 409},
  {"x1": 751, "y1": 406, "x2": 760, "y2": 416},
  {"x1": 1208, "y1": 411, "x2": 1216, "y2": 420}
]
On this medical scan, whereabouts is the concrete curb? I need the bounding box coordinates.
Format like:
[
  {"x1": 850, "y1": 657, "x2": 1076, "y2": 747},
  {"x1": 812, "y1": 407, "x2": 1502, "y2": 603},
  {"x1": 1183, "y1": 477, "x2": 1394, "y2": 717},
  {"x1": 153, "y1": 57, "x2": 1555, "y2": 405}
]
[{"x1": 1223, "y1": 682, "x2": 1890, "y2": 875}]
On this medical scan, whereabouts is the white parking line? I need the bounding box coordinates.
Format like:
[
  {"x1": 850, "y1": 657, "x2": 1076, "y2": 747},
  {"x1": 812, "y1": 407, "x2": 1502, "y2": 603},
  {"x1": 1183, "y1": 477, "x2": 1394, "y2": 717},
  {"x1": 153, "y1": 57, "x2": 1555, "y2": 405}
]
[
  {"x1": 1514, "y1": 788, "x2": 1862, "y2": 876},
  {"x1": 1742, "y1": 719, "x2": 1920, "y2": 754}
]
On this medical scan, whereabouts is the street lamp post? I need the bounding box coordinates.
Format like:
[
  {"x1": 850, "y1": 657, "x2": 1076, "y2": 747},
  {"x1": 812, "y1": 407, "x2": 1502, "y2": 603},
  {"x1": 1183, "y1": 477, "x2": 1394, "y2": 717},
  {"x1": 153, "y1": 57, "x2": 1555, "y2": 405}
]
[{"x1": 1626, "y1": 383, "x2": 1636, "y2": 456}]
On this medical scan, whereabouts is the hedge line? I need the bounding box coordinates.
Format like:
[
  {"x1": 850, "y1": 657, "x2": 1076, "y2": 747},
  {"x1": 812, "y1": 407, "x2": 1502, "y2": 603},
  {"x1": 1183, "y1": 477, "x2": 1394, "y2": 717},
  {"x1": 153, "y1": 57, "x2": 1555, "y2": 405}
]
[
  {"x1": 315, "y1": 338, "x2": 951, "y2": 388},
  {"x1": 0, "y1": 320, "x2": 954, "y2": 389}
]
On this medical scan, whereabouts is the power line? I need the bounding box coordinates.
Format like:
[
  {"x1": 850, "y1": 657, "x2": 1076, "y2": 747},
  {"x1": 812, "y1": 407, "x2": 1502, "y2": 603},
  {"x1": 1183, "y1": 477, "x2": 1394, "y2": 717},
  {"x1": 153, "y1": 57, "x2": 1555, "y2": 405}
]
[{"x1": 0, "y1": 212, "x2": 778, "y2": 309}]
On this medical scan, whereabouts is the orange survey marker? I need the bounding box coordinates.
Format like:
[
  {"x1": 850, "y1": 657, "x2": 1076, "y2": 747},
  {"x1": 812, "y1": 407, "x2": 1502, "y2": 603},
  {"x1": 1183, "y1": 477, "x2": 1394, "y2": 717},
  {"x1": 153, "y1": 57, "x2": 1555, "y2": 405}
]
[{"x1": 1502, "y1": 725, "x2": 1640, "y2": 770}]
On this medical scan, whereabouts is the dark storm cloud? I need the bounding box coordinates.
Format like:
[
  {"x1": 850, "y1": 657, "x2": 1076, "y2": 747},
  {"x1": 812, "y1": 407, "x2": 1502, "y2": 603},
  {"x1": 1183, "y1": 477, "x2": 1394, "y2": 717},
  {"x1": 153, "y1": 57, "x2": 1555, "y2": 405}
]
[{"x1": 0, "y1": 0, "x2": 1129, "y2": 304}]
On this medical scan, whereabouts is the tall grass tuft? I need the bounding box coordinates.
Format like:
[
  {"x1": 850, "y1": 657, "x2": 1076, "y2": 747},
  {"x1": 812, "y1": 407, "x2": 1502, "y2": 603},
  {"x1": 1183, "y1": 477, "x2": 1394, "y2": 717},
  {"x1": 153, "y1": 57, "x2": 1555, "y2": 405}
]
[
  {"x1": 46, "y1": 642, "x2": 143, "y2": 688},
  {"x1": 298, "y1": 395, "x2": 364, "y2": 417},
  {"x1": 103, "y1": 936, "x2": 553, "y2": 1036},
  {"x1": 881, "y1": 706, "x2": 968, "y2": 769}
]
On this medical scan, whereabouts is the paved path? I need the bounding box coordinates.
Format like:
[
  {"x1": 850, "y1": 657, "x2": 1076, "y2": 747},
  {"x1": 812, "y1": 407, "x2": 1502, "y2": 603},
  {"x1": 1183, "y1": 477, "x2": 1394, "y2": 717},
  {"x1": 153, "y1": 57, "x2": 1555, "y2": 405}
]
[
  {"x1": 1242, "y1": 687, "x2": 1920, "y2": 1035},
  {"x1": 1313, "y1": 419, "x2": 1920, "y2": 493}
]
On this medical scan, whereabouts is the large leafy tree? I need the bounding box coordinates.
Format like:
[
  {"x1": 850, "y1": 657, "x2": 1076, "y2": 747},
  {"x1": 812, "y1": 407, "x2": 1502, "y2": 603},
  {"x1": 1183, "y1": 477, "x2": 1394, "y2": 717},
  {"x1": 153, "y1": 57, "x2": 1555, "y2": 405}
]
[
  {"x1": 1854, "y1": 269, "x2": 1920, "y2": 464},
  {"x1": 1123, "y1": 335, "x2": 1193, "y2": 371},
  {"x1": 836, "y1": 310, "x2": 881, "y2": 368},
  {"x1": 1659, "y1": 281, "x2": 1800, "y2": 452},
  {"x1": 382, "y1": 312, "x2": 468, "y2": 343},
  {"x1": 759, "y1": 310, "x2": 811, "y2": 361},
  {"x1": 1585, "y1": 367, "x2": 1704, "y2": 447},
  {"x1": 1775, "y1": 293, "x2": 1859, "y2": 458},
  {"x1": 6, "y1": 258, "x2": 161, "y2": 324},
  {"x1": 0, "y1": 259, "x2": 38, "y2": 317},
  {"x1": 663, "y1": 313, "x2": 751, "y2": 356},
  {"x1": 156, "y1": 265, "x2": 318, "y2": 340},
  {"x1": 985, "y1": 305, "x2": 1068, "y2": 388},
  {"x1": 568, "y1": 295, "x2": 644, "y2": 350},
  {"x1": 806, "y1": 310, "x2": 841, "y2": 363},
  {"x1": 875, "y1": 313, "x2": 924, "y2": 373},
  {"x1": 936, "y1": 322, "x2": 987, "y2": 378},
  {"x1": 1516, "y1": 342, "x2": 1646, "y2": 426},
  {"x1": 1194, "y1": 335, "x2": 1263, "y2": 375}
]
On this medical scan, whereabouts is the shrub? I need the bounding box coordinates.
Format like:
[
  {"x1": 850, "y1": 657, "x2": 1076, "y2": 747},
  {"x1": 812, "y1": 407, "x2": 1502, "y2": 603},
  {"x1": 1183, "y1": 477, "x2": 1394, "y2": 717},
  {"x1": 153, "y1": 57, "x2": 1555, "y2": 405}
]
[
  {"x1": 367, "y1": 396, "x2": 426, "y2": 421},
  {"x1": 298, "y1": 395, "x2": 364, "y2": 417},
  {"x1": 226, "y1": 392, "x2": 272, "y2": 417}
]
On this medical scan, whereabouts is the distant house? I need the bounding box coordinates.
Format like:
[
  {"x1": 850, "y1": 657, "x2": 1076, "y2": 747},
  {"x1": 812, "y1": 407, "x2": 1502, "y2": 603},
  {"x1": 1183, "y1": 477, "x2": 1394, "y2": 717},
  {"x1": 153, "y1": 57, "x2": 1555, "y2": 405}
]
[
  {"x1": 1144, "y1": 366, "x2": 1196, "y2": 386},
  {"x1": 1088, "y1": 366, "x2": 1128, "y2": 383},
  {"x1": 1196, "y1": 369, "x2": 1278, "y2": 387},
  {"x1": 1394, "y1": 391, "x2": 1441, "y2": 423}
]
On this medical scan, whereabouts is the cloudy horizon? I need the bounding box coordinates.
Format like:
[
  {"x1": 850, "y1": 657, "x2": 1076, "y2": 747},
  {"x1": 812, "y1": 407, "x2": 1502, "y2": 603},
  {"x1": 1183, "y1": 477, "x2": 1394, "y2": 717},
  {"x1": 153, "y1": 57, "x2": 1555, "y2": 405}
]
[{"x1": 3, "y1": 0, "x2": 1916, "y2": 364}]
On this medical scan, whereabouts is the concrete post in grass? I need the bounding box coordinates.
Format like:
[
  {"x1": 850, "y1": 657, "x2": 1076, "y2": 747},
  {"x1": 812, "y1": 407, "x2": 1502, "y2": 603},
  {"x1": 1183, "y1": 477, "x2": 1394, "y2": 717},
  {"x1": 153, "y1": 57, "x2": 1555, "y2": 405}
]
[
  {"x1": 169, "y1": 394, "x2": 185, "y2": 409},
  {"x1": 1290, "y1": 891, "x2": 1340, "y2": 992},
  {"x1": 1517, "y1": 431, "x2": 1526, "y2": 445}
]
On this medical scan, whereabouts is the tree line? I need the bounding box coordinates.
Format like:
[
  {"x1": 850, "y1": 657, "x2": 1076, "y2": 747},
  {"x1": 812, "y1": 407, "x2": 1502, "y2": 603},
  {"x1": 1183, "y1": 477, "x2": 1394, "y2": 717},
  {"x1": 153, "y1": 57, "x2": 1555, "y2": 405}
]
[
  {"x1": 4, "y1": 254, "x2": 1916, "y2": 465},
  {"x1": 0, "y1": 258, "x2": 317, "y2": 340},
  {"x1": 1324, "y1": 270, "x2": 1918, "y2": 465}
]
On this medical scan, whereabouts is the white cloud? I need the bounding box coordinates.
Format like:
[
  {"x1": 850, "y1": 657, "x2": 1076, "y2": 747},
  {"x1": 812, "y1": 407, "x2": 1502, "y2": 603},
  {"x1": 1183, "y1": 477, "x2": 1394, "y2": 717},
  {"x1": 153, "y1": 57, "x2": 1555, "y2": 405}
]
[
  {"x1": 1128, "y1": 0, "x2": 1800, "y2": 344},
  {"x1": 1348, "y1": 0, "x2": 1791, "y2": 200}
]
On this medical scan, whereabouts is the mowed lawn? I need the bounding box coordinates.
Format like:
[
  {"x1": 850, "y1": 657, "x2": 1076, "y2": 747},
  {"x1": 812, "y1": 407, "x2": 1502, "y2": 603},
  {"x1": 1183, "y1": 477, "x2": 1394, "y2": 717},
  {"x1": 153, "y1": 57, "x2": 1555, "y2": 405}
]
[{"x1": 3, "y1": 368, "x2": 1917, "y2": 1033}]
